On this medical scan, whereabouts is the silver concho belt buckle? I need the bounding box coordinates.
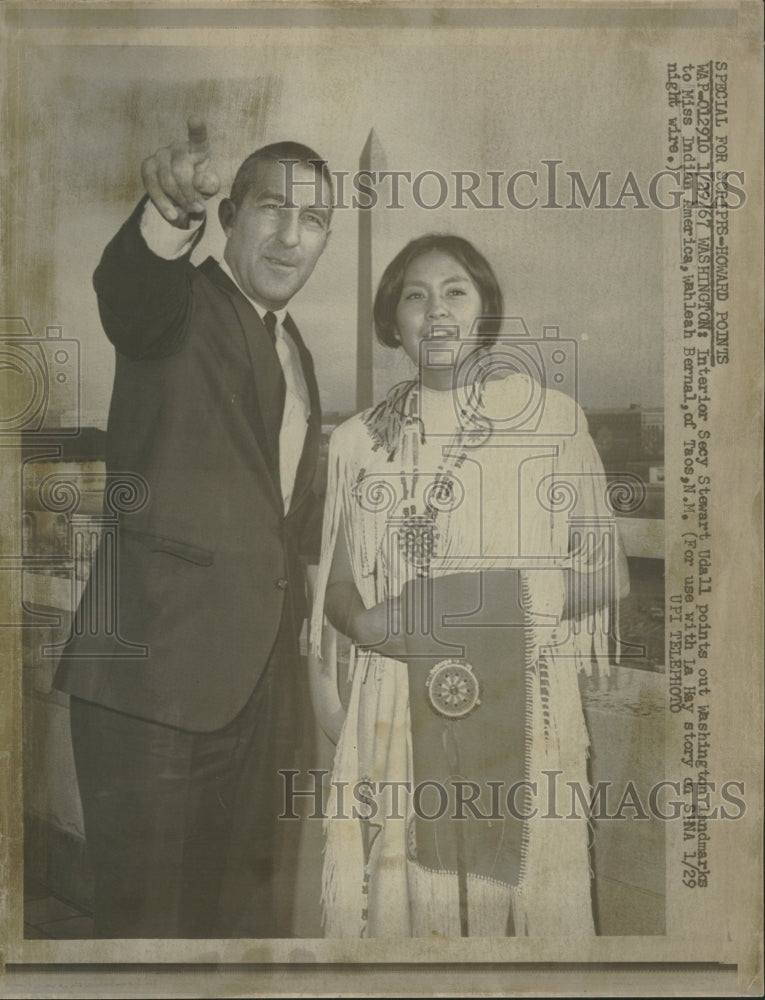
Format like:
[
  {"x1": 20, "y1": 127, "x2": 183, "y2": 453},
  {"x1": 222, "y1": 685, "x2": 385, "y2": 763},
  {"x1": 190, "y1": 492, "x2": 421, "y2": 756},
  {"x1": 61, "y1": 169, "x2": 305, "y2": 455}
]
[{"x1": 425, "y1": 658, "x2": 481, "y2": 720}]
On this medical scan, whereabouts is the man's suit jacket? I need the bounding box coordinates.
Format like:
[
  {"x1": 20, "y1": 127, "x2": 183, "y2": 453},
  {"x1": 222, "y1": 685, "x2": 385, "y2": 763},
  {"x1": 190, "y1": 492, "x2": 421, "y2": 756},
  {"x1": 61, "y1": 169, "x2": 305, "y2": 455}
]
[{"x1": 54, "y1": 199, "x2": 323, "y2": 732}]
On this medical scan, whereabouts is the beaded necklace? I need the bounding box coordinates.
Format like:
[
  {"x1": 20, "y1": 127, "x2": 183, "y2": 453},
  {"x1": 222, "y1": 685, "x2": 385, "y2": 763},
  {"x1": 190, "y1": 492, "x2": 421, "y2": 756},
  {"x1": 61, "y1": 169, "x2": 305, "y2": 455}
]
[{"x1": 360, "y1": 380, "x2": 493, "y2": 579}]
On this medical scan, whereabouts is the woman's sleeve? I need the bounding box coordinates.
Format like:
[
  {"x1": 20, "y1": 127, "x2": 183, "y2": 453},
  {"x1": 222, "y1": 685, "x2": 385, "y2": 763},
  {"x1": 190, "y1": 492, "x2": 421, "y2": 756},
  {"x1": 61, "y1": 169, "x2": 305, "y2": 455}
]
[{"x1": 557, "y1": 401, "x2": 627, "y2": 674}]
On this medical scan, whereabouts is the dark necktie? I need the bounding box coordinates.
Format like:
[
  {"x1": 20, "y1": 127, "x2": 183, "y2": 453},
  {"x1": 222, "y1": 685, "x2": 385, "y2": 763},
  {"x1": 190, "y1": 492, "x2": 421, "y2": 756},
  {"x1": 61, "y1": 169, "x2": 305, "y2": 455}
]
[
  {"x1": 263, "y1": 310, "x2": 277, "y2": 344},
  {"x1": 263, "y1": 308, "x2": 284, "y2": 417}
]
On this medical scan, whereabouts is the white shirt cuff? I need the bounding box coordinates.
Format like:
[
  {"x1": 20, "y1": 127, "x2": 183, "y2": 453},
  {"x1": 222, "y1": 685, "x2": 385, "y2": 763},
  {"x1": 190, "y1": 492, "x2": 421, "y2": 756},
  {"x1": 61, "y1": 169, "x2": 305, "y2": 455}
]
[{"x1": 140, "y1": 199, "x2": 204, "y2": 260}]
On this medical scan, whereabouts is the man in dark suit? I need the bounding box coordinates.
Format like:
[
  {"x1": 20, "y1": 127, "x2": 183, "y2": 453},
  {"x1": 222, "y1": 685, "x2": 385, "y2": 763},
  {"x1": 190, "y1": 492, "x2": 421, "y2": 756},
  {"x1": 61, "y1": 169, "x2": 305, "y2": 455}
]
[{"x1": 54, "y1": 117, "x2": 332, "y2": 938}]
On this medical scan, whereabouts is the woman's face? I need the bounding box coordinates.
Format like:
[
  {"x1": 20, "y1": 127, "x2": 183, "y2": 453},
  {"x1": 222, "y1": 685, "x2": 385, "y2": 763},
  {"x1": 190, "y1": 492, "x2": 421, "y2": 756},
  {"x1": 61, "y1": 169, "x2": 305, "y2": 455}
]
[{"x1": 394, "y1": 250, "x2": 484, "y2": 389}]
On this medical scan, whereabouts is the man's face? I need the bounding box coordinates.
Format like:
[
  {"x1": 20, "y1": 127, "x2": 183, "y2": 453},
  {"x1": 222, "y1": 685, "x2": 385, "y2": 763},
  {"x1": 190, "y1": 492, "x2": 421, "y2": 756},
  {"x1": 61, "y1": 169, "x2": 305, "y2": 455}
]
[{"x1": 221, "y1": 160, "x2": 331, "y2": 310}]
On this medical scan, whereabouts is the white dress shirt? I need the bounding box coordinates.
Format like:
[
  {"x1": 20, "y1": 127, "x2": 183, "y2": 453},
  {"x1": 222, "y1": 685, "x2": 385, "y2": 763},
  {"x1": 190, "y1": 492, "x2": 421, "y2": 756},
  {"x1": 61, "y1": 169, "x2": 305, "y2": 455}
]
[{"x1": 141, "y1": 200, "x2": 310, "y2": 512}]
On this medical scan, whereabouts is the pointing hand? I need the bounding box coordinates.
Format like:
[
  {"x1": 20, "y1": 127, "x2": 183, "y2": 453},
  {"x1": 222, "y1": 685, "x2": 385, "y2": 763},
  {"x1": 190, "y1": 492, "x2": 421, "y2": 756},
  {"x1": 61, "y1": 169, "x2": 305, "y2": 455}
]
[{"x1": 141, "y1": 115, "x2": 221, "y2": 227}]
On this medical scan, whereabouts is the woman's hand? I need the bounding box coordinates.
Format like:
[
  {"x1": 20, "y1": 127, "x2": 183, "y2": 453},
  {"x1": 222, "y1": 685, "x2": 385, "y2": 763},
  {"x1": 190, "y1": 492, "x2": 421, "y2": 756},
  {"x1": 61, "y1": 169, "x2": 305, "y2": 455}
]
[
  {"x1": 325, "y1": 583, "x2": 407, "y2": 658},
  {"x1": 349, "y1": 595, "x2": 407, "y2": 658}
]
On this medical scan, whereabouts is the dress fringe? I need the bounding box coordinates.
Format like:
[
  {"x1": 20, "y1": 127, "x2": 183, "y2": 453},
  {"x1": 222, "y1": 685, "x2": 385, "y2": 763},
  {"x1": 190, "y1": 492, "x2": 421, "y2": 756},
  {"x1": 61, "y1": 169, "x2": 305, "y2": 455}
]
[{"x1": 312, "y1": 379, "x2": 619, "y2": 938}]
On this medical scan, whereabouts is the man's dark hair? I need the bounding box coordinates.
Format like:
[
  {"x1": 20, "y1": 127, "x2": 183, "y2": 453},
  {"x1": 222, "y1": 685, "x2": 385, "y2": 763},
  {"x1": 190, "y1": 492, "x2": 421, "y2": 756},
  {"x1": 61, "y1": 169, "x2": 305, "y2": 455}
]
[
  {"x1": 373, "y1": 233, "x2": 504, "y2": 348},
  {"x1": 229, "y1": 141, "x2": 334, "y2": 219}
]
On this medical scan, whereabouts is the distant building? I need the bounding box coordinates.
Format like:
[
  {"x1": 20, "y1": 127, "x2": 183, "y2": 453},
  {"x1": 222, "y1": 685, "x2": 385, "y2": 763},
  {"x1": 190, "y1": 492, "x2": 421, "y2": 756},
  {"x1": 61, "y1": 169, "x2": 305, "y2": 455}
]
[{"x1": 584, "y1": 404, "x2": 664, "y2": 518}]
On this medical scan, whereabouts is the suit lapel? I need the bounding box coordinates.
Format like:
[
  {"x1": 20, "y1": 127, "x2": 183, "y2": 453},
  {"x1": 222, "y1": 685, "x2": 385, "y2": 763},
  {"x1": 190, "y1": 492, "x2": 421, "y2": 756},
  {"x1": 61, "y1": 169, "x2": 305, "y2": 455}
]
[
  {"x1": 236, "y1": 300, "x2": 285, "y2": 472},
  {"x1": 283, "y1": 313, "x2": 322, "y2": 515},
  {"x1": 199, "y1": 258, "x2": 284, "y2": 507},
  {"x1": 199, "y1": 258, "x2": 321, "y2": 518}
]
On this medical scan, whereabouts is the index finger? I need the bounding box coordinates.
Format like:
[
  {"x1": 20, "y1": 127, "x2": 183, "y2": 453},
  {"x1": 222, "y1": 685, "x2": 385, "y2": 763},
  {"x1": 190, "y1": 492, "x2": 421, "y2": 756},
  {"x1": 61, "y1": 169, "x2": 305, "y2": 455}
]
[{"x1": 187, "y1": 115, "x2": 209, "y2": 155}]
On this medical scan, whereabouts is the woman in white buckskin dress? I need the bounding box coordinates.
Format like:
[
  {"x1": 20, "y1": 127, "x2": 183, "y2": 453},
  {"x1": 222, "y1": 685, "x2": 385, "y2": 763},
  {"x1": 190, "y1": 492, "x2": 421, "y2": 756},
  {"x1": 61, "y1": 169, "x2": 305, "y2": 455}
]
[{"x1": 309, "y1": 234, "x2": 628, "y2": 938}]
